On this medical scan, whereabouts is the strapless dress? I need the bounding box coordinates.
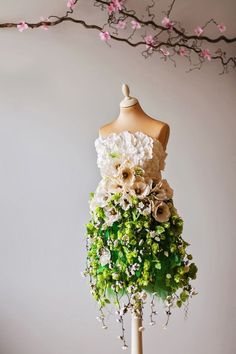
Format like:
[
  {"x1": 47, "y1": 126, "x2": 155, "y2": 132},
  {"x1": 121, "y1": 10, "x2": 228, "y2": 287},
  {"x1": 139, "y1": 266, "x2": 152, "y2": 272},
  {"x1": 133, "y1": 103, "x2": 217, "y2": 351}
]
[{"x1": 83, "y1": 131, "x2": 198, "y2": 349}]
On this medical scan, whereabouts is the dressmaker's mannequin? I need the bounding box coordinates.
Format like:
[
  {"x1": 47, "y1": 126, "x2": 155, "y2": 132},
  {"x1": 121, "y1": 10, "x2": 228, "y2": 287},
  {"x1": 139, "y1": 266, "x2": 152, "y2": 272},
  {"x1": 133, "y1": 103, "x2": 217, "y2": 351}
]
[
  {"x1": 99, "y1": 84, "x2": 170, "y2": 354},
  {"x1": 99, "y1": 84, "x2": 170, "y2": 151}
]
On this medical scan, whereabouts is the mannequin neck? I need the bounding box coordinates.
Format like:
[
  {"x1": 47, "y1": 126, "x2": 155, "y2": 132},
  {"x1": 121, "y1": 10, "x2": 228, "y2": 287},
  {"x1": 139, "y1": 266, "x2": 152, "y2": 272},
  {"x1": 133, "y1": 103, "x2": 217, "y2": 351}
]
[{"x1": 117, "y1": 102, "x2": 146, "y2": 121}]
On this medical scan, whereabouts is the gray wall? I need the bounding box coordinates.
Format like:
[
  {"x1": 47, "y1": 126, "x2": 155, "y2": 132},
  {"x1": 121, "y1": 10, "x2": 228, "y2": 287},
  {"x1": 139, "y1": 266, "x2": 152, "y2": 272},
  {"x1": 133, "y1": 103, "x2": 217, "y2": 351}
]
[{"x1": 0, "y1": 1, "x2": 236, "y2": 354}]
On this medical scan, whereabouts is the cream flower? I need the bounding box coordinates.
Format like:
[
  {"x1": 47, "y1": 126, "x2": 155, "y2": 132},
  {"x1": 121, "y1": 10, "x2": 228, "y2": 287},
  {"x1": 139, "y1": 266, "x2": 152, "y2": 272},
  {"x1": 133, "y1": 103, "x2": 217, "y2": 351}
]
[
  {"x1": 119, "y1": 192, "x2": 133, "y2": 210},
  {"x1": 130, "y1": 176, "x2": 152, "y2": 199},
  {"x1": 117, "y1": 163, "x2": 135, "y2": 186},
  {"x1": 104, "y1": 207, "x2": 121, "y2": 226},
  {"x1": 100, "y1": 248, "x2": 111, "y2": 266},
  {"x1": 137, "y1": 200, "x2": 152, "y2": 215},
  {"x1": 89, "y1": 179, "x2": 109, "y2": 212},
  {"x1": 107, "y1": 178, "x2": 123, "y2": 194},
  {"x1": 152, "y1": 201, "x2": 171, "y2": 222}
]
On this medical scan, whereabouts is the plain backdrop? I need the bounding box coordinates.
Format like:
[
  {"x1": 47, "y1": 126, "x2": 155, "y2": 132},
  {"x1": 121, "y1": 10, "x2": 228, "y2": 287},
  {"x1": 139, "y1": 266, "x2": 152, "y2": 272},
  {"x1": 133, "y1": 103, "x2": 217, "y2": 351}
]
[{"x1": 0, "y1": 1, "x2": 236, "y2": 354}]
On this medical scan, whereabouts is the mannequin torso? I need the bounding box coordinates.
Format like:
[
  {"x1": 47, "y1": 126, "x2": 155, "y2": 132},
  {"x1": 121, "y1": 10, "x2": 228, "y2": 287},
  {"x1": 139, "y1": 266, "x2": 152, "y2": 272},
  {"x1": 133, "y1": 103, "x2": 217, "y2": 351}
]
[{"x1": 99, "y1": 101, "x2": 170, "y2": 151}]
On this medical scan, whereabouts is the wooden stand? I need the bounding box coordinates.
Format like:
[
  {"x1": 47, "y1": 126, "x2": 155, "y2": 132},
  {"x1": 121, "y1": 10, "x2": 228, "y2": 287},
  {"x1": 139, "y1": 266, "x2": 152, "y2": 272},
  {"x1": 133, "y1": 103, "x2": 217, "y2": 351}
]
[{"x1": 131, "y1": 313, "x2": 143, "y2": 354}]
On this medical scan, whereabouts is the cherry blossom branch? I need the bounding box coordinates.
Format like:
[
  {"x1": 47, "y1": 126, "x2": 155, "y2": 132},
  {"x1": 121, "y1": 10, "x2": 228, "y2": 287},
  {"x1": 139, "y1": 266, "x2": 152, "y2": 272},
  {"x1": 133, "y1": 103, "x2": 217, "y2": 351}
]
[
  {"x1": 95, "y1": 0, "x2": 236, "y2": 42},
  {"x1": 0, "y1": 0, "x2": 235, "y2": 74},
  {"x1": 94, "y1": 0, "x2": 236, "y2": 74}
]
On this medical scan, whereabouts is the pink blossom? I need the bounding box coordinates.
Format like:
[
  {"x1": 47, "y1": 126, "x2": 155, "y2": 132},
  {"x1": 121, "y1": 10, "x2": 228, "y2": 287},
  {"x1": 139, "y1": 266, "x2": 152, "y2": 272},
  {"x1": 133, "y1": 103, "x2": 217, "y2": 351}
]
[
  {"x1": 194, "y1": 26, "x2": 203, "y2": 37},
  {"x1": 107, "y1": 3, "x2": 116, "y2": 14},
  {"x1": 144, "y1": 35, "x2": 154, "y2": 49},
  {"x1": 116, "y1": 20, "x2": 127, "y2": 29},
  {"x1": 17, "y1": 21, "x2": 28, "y2": 32},
  {"x1": 40, "y1": 17, "x2": 49, "y2": 31},
  {"x1": 160, "y1": 48, "x2": 170, "y2": 56},
  {"x1": 161, "y1": 16, "x2": 174, "y2": 29},
  {"x1": 131, "y1": 20, "x2": 141, "y2": 30},
  {"x1": 67, "y1": 0, "x2": 76, "y2": 9},
  {"x1": 217, "y1": 23, "x2": 226, "y2": 33},
  {"x1": 107, "y1": 0, "x2": 124, "y2": 13},
  {"x1": 41, "y1": 23, "x2": 49, "y2": 31},
  {"x1": 113, "y1": 0, "x2": 124, "y2": 11},
  {"x1": 200, "y1": 48, "x2": 211, "y2": 61},
  {"x1": 99, "y1": 31, "x2": 111, "y2": 42},
  {"x1": 179, "y1": 47, "x2": 187, "y2": 56}
]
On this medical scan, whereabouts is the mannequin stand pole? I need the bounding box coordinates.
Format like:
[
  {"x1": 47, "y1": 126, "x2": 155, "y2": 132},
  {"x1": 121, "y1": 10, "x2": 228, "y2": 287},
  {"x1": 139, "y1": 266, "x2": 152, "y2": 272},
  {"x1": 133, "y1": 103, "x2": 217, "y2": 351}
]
[{"x1": 131, "y1": 313, "x2": 143, "y2": 354}]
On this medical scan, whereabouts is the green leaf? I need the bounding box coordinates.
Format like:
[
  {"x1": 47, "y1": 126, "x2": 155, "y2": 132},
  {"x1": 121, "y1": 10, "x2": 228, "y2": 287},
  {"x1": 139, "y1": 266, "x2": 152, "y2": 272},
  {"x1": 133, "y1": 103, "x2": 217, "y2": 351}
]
[
  {"x1": 155, "y1": 261, "x2": 161, "y2": 270},
  {"x1": 180, "y1": 291, "x2": 189, "y2": 302},
  {"x1": 109, "y1": 152, "x2": 120, "y2": 158},
  {"x1": 156, "y1": 225, "x2": 165, "y2": 234},
  {"x1": 188, "y1": 263, "x2": 198, "y2": 279},
  {"x1": 176, "y1": 300, "x2": 182, "y2": 308},
  {"x1": 89, "y1": 192, "x2": 95, "y2": 200}
]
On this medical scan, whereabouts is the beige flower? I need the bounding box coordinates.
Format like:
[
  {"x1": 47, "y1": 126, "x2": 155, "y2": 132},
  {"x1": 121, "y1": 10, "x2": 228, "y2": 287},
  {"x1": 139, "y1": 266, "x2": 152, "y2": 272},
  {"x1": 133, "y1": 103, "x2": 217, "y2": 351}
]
[
  {"x1": 152, "y1": 201, "x2": 171, "y2": 222},
  {"x1": 117, "y1": 164, "x2": 135, "y2": 186},
  {"x1": 154, "y1": 189, "x2": 167, "y2": 202},
  {"x1": 151, "y1": 180, "x2": 166, "y2": 201},
  {"x1": 151, "y1": 179, "x2": 173, "y2": 201},
  {"x1": 159, "y1": 179, "x2": 173, "y2": 199},
  {"x1": 130, "y1": 176, "x2": 152, "y2": 199}
]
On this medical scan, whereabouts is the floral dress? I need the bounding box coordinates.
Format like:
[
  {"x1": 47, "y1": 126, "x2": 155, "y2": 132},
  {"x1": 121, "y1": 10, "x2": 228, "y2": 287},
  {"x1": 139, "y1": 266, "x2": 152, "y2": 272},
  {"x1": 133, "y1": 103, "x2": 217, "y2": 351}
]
[{"x1": 83, "y1": 131, "x2": 197, "y2": 350}]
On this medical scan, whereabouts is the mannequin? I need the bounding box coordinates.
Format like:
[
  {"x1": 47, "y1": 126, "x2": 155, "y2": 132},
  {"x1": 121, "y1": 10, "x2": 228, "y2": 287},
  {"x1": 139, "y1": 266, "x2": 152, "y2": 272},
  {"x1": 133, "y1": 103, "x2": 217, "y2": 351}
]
[
  {"x1": 99, "y1": 84, "x2": 170, "y2": 151},
  {"x1": 98, "y1": 84, "x2": 170, "y2": 354}
]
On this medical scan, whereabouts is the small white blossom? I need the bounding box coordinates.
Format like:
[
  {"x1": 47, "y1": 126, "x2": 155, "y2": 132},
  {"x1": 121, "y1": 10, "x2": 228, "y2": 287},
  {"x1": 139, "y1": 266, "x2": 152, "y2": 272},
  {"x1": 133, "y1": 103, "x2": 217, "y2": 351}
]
[
  {"x1": 100, "y1": 248, "x2": 111, "y2": 266},
  {"x1": 150, "y1": 231, "x2": 156, "y2": 238}
]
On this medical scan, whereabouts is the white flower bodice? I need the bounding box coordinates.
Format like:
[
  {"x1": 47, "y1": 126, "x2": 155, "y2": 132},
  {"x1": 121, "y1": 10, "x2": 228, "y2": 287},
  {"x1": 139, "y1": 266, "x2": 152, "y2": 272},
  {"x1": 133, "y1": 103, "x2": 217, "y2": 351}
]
[{"x1": 94, "y1": 131, "x2": 167, "y2": 181}]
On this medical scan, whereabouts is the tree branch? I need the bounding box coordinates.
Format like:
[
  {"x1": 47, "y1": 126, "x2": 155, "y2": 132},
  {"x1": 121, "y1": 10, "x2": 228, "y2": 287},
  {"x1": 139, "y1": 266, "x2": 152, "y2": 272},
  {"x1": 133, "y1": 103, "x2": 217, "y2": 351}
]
[{"x1": 0, "y1": 0, "x2": 235, "y2": 74}]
